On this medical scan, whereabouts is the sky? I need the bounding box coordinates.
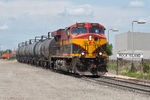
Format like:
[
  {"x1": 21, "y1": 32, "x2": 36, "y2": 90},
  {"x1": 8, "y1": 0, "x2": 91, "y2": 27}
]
[{"x1": 0, "y1": 0, "x2": 150, "y2": 50}]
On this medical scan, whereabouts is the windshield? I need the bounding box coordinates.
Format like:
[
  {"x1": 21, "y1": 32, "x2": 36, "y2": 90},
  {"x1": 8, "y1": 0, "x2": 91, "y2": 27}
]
[
  {"x1": 72, "y1": 28, "x2": 87, "y2": 33},
  {"x1": 89, "y1": 28, "x2": 103, "y2": 34}
]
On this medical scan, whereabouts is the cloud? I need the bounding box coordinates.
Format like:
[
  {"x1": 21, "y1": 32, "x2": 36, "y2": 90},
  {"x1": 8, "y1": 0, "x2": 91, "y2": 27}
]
[
  {"x1": 61, "y1": 4, "x2": 93, "y2": 16},
  {"x1": 91, "y1": 5, "x2": 148, "y2": 35},
  {"x1": 129, "y1": 1, "x2": 145, "y2": 7},
  {"x1": 0, "y1": 0, "x2": 149, "y2": 49},
  {"x1": 0, "y1": 24, "x2": 8, "y2": 30},
  {"x1": 0, "y1": 0, "x2": 70, "y2": 18}
]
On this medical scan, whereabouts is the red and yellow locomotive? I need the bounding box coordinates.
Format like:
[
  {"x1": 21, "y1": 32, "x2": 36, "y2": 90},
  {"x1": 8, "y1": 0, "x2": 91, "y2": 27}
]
[{"x1": 51, "y1": 22, "x2": 107, "y2": 75}]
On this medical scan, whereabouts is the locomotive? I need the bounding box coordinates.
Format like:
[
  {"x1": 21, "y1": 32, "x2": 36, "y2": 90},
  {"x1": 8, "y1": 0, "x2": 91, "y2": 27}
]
[{"x1": 16, "y1": 22, "x2": 108, "y2": 76}]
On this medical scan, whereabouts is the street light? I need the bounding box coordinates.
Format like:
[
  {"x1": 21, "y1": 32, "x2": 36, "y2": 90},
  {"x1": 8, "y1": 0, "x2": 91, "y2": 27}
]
[
  {"x1": 108, "y1": 28, "x2": 119, "y2": 43},
  {"x1": 131, "y1": 20, "x2": 146, "y2": 64},
  {"x1": 132, "y1": 20, "x2": 146, "y2": 32}
]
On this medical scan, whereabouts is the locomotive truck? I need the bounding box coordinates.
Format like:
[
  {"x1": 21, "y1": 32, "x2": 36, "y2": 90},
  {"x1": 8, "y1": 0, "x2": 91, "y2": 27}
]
[{"x1": 16, "y1": 22, "x2": 108, "y2": 76}]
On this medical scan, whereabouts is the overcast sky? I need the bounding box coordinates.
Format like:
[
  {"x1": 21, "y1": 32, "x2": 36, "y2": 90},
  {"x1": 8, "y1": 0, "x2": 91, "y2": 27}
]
[{"x1": 0, "y1": 0, "x2": 150, "y2": 50}]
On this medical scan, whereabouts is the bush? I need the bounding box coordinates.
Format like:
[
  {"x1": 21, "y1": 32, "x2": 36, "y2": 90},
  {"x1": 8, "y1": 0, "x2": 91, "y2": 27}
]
[
  {"x1": 106, "y1": 64, "x2": 110, "y2": 69},
  {"x1": 123, "y1": 66, "x2": 129, "y2": 72},
  {"x1": 112, "y1": 64, "x2": 117, "y2": 70},
  {"x1": 106, "y1": 43, "x2": 113, "y2": 56},
  {"x1": 142, "y1": 62, "x2": 150, "y2": 73},
  {"x1": 120, "y1": 72, "x2": 150, "y2": 79},
  {"x1": 106, "y1": 63, "x2": 117, "y2": 71},
  {"x1": 129, "y1": 63, "x2": 137, "y2": 73}
]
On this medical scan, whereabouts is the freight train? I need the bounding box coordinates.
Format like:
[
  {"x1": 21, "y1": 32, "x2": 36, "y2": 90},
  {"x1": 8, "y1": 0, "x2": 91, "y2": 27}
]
[{"x1": 16, "y1": 22, "x2": 108, "y2": 76}]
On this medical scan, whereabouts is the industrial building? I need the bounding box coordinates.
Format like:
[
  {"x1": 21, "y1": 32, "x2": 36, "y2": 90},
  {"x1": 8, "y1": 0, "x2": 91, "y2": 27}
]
[{"x1": 111, "y1": 32, "x2": 150, "y2": 59}]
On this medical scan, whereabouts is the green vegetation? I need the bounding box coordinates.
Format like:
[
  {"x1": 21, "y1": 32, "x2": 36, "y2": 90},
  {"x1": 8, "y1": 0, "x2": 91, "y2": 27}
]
[
  {"x1": 107, "y1": 63, "x2": 117, "y2": 72},
  {"x1": 0, "y1": 49, "x2": 12, "y2": 54},
  {"x1": 129, "y1": 63, "x2": 137, "y2": 73},
  {"x1": 142, "y1": 62, "x2": 150, "y2": 73},
  {"x1": 106, "y1": 43, "x2": 113, "y2": 56},
  {"x1": 120, "y1": 63, "x2": 150, "y2": 79},
  {"x1": 123, "y1": 66, "x2": 129, "y2": 72},
  {"x1": 108, "y1": 61, "x2": 150, "y2": 79},
  {"x1": 8, "y1": 58, "x2": 16, "y2": 61},
  {"x1": 120, "y1": 72, "x2": 150, "y2": 79}
]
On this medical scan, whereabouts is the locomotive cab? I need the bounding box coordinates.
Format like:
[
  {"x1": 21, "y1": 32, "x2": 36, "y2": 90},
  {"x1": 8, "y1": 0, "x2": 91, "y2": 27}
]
[{"x1": 70, "y1": 22, "x2": 107, "y2": 59}]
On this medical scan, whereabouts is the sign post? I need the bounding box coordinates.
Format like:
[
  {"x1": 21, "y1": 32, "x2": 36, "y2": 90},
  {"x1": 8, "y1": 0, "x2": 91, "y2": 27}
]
[
  {"x1": 117, "y1": 53, "x2": 143, "y2": 59},
  {"x1": 116, "y1": 52, "x2": 143, "y2": 75},
  {"x1": 116, "y1": 57, "x2": 119, "y2": 75}
]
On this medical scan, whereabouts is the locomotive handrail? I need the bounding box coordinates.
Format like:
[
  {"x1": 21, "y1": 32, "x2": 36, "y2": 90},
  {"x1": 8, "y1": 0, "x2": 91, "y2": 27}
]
[
  {"x1": 29, "y1": 39, "x2": 35, "y2": 44},
  {"x1": 35, "y1": 36, "x2": 41, "y2": 42},
  {"x1": 48, "y1": 32, "x2": 51, "y2": 38},
  {"x1": 21, "y1": 42, "x2": 25, "y2": 46},
  {"x1": 25, "y1": 41, "x2": 29, "y2": 46},
  {"x1": 41, "y1": 35, "x2": 48, "y2": 40},
  {"x1": 18, "y1": 43, "x2": 22, "y2": 47}
]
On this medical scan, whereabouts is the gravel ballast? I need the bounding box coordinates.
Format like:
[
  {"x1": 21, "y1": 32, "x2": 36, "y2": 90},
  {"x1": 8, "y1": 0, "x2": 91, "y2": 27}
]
[{"x1": 0, "y1": 60, "x2": 150, "y2": 100}]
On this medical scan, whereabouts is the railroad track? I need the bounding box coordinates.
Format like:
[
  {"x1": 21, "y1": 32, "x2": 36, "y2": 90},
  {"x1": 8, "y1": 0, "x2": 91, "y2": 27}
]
[
  {"x1": 48, "y1": 69, "x2": 150, "y2": 95},
  {"x1": 82, "y1": 76, "x2": 150, "y2": 95}
]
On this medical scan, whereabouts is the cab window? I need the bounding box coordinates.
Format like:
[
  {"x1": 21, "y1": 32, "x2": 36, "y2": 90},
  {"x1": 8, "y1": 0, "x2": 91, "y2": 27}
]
[
  {"x1": 72, "y1": 28, "x2": 87, "y2": 34},
  {"x1": 89, "y1": 28, "x2": 103, "y2": 34}
]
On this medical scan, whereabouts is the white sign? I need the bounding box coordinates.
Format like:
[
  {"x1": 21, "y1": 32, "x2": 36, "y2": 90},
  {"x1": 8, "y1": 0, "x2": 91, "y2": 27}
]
[{"x1": 117, "y1": 53, "x2": 143, "y2": 58}]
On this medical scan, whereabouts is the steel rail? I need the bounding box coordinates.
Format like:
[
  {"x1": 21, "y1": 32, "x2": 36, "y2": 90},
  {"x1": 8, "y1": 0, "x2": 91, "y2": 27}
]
[
  {"x1": 100, "y1": 76, "x2": 150, "y2": 88},
  {"x1": 82, "y1": 76, "x2": 150, "y2": 95}
]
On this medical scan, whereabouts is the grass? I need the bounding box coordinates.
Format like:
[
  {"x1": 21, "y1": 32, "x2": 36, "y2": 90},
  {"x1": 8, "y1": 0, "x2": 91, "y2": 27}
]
[
  {"x1": 120, "y1": 72, "x2": 150, "y2": 79},
  {"x1": 107, "y1": 63, "x2": 117, "y2": 71},
  {"x1": 107, "y1": 62, "x2": 150, "y2": 79},
  {"x1": 123, "y1": 66, "x2": 129, "y2": 72},
  {"x1": 7, "y1": 58, "x2": 16, "y2": 61}
]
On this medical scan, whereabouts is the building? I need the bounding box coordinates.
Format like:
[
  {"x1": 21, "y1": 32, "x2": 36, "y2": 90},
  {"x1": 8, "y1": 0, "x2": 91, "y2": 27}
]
[{"x1": 111, "y1": 32, "x2": 150, "y2": 59}]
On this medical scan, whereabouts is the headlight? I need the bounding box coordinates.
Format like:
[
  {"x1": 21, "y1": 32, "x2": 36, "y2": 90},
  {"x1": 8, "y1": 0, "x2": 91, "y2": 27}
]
[
  {"x1": 81, "y1": 52, "x2": 85, "y2": 56},
  {"x1": 89, "y1": 35, "x2": 92, "y2": 41},
  {"x1": 99, "y1": 52, "x2": 102, "y2": 56}
]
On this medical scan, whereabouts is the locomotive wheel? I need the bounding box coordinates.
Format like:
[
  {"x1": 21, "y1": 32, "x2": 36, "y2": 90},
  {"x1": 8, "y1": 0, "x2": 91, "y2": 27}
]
[
  {"x1": 45, "y1": 62, "x2": 49, "y2": 69},
  {"x1": 72, "y1": 58, "x2": 77, "y2": 74},
  {"x1": 43, "y1": 61, "x2": 48, "y2": 69},
  {"x1": 31, "y1": 60, "x2": 34, "y2": 65},
  {"x1": 36, "y1": 61, "x2": 39, "y2": 67},
  {"x1": 41, "y1": 61, "x2": 44, "y2": 68},
  {"x1": 53, "y1": 61, "x2": 57, "y2": 71}
]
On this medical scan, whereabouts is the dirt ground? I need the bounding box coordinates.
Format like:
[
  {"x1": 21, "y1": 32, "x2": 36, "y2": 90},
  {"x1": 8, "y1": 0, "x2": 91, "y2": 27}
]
[{"x1": 0, "y1": 60, "x2": 150, "y2": 100}]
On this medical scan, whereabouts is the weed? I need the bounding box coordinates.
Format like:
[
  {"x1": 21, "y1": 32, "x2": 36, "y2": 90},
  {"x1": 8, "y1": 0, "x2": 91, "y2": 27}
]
[
  {"x1": 142, "y1": 62, "x2": 150, "y2": 73},
  {"x1": 120, "y1": 72, "x2": 150, "y2": 79},
  {"x1": 129, "y1": 63, "x2": 137, "y2": 73}
]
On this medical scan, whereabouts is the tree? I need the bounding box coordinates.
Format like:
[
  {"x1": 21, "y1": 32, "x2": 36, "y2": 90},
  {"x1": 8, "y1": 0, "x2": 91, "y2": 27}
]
[
  {"x1": 2, "y1": 49, "x2": 12, "y2": 53},
  {"x1": 106, "y1": 43, "x2": 113, "y2": 56}
]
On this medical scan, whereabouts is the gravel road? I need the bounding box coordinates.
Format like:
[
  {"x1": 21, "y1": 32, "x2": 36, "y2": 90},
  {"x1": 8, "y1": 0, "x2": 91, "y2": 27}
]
[{"x1": 0, "y1": 60, "x2": 150, "y2": 100}]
